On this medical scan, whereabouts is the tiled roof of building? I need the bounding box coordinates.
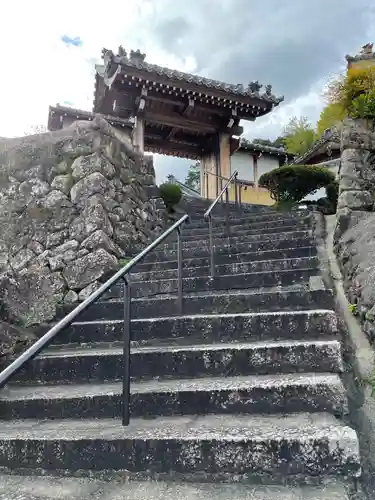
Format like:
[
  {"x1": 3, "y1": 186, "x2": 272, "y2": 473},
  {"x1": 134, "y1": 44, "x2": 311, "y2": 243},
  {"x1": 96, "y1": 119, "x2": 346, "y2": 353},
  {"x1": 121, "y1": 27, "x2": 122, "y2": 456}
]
[
  {"x1": 101, "y1": 48, "x2": 284, "y2": 106},
  {"x1": 239, "y1": 138, "x2": 294, "y2": 159},
  {"x1": 292, "y1": 127, "x2": 340, "y2": 165}
]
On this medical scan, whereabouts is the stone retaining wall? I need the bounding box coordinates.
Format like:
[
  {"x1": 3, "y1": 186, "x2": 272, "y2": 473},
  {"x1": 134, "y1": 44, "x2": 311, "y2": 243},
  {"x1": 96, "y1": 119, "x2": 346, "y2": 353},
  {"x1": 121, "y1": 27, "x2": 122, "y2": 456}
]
[
  {"x1": 334, "y1": 117, "x2": 375, "y2": 344},
  {"x1": 0, "y1": 116, "x2": 164, "y2": 329}
]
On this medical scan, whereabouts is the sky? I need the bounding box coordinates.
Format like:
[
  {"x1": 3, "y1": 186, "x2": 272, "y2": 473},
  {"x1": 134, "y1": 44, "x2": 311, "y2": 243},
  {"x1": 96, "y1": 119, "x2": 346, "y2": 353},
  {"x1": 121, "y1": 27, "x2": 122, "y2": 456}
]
[{"x1": 1, "y1": 0, "x2": 374, "y2": 183}]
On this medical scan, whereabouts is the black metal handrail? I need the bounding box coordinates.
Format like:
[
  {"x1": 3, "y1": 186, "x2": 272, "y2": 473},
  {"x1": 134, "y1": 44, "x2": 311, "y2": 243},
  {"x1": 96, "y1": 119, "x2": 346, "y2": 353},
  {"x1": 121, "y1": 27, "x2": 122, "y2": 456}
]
[
  {"x1": 0, "y1": 214, "x2": 189, "y2": 426},
  {"x1": 203, "y1": 169, "x2": 249, "y2": 205},
  {"x1": 204, "y1": 170, "x2": 240, "y2": 277}
]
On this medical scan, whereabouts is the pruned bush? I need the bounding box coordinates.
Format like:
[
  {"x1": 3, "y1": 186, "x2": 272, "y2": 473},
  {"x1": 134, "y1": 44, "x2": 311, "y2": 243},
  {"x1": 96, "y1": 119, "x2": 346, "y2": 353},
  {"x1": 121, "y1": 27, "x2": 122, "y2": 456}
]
[
  {"x1": 159, "y1": 183, "x2": 182, "y2": 212},
  {"x1": 259, "y1": 165, "x2": 335, "y2": 203},
  {"x1": 326, "y1": 181, "x2": 339, "y2": 205}
]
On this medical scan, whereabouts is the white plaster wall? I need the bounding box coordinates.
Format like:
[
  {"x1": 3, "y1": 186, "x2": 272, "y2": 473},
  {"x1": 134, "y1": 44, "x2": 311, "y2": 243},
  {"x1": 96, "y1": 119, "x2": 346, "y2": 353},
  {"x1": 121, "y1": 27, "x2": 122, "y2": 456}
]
[
  {"x1": 256, "y1": 155, "x2": 280, "y2": 182},
  {"x1": 303, "y1": 159, "x2": 340, "y2": 201},
  {"x1": 231, "y1": 150, "x2": 254, "y2": 181}
]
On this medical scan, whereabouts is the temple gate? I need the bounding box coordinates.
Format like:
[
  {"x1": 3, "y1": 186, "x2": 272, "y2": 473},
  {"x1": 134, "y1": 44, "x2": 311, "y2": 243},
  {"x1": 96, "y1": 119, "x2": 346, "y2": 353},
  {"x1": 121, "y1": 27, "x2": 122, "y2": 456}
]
[{"x1": 48, "y1": 47, "x2": 283, "y2": 199}]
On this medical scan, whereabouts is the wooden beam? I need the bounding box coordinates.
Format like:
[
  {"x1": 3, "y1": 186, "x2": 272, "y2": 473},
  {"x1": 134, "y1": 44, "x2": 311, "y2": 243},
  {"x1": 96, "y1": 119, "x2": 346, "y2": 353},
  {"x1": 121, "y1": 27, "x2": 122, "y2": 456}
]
[
  {"x1": 115, "y1": 84, "x2": 259, "y2": 119},
  {"x1": 181, "y1": 98, "x2": 194, "y2": 117},
  {"x1": 145, "y1": 110, "x2": 217, "y2": 133},
  {"x1": 167, "y1": 128, "x2": 178, "y2": 140},
  {"x1": 146, "y1": 133, "x2": 202, "y2": 148},
  {"x1": 135, "y1": 87, "x2": 147, "y2": 116},
  {"x1": 145, "y1": 138, "x2": 202, "y2": 159}
]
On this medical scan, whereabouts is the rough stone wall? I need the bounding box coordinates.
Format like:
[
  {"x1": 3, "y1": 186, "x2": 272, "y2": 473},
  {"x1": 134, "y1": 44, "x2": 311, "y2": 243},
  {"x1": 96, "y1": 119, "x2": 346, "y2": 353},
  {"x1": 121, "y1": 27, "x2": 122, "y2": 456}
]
[
  {"x1": 334, "y1": 118, "x2": 375, "y2": 242},
  {"x1": 334, "y1": 117, "x2": 375, "y2": 344},
  {"x1": 0, "y1": 116, "x2": 164, "y2": 330}
]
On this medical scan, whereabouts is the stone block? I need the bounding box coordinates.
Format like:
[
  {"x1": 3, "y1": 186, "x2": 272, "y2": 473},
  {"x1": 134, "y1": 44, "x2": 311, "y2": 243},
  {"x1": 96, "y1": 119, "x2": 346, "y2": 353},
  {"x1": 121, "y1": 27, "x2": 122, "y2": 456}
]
[
  {"x1": 337, "y1": 190, "x2": 373, "y2": 211},
  {"x1": 70, "y1": 172, "x2": 115, "y2": 207},
  {"x1": 63, "y1": 248, "x2": 118, "y2": 289},
  {"x1": 69, "y1": 204, "x2": 113, "y2": 243},
  {"x1": 51, "y1": 174, "x2": 74, "y2": 195},
  {"x1": 71, "y1": 152, "x2": 115, "y2": 181}
]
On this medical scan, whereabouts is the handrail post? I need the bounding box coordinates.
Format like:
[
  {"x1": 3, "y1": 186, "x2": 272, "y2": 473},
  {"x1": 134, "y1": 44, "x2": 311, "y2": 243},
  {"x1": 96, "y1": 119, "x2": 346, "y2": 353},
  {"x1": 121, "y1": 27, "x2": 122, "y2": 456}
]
[
  {"x1": 238, "y1": 184, "x2": 242, "y2": 212},
  {"x1": 225, "y1": 187, "x2": 230, "y2": 236},
  {"x1": 122, "y1": 276, "x2": 131, "y2": 427},
  {"x1": 177, "y1": 226, "x2": 183, "y2": 315},
  {"x1": 234, "y1": 175, "x2": 238, "y2": 208},
  {"x1": 208, "y1": 214, "x2": 215, "y2": 278}
]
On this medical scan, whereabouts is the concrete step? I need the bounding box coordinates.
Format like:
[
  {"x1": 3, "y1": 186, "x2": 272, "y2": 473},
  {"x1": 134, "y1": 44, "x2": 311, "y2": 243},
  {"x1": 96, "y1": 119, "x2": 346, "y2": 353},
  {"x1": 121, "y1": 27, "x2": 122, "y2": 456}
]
[
  {"x1": 0, "y1": 412, "x2": 360, "y2": 478},
  {"x1": 131, "y1": 257, "x2": 319, "y2": 282},
  {"x1": 186, "y1": 210, "x2": 309, "y2": 226},
  {"x1": 0, "y1": 373, "x2": 348, "y2": 419},
  {"x1": 56, "y1": 287, "x2": 335, "y2": 322},
  {"x1": 183, "y1": 214, "x2": 313, "y2": 231},
  {"x1": 159, "y1": 230, "x2": 312, "y2": 252},
  {"x1": 169, "y1": 220, "x2": 312, "y2": 241},
  {"x1": 135, "y1": 246, "x2": 317, "y2": 273},
  {"x1": 11, "y1": 339, "x2": 343, "y2": 386},
  {"x1": 143, "y1": 236, "x2": 315, "y2": 263},
  {"x1": 50, "y1": 309, "x2": 339, "y2": 346},
  {"x1": 106, "y1": 268, "x2": 319, "y2": 299},
  {"x1": 0, "y1": 474, "x2": 352, "y2": 500}
]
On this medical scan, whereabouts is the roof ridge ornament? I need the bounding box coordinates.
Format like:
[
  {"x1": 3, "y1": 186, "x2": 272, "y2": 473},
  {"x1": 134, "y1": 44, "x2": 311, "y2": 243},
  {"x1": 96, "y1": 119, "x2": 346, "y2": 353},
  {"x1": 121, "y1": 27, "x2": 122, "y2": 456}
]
[
  {"x1": 117, "y1": 46, "x2": 127, "y2": 58},
  {"x1": 130, "y1": 49, "x2": 146, "y2": 64},
  {"x1": 248, "y1": 81, "x2": 262, "y2": 94},
  {"x1": 264, "y1": 84, "x2": 272, "y2": 96}
]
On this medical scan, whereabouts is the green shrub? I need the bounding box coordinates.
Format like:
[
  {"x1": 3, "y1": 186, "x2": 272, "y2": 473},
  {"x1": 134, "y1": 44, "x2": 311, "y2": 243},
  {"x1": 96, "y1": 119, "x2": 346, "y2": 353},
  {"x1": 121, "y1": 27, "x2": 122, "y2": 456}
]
[
  {"x1": 273, "y1": 200, "x2": 297, "y2": 212},
  {"x1": 259, "y1": 165, "x2": 335, "y2": 203},
  {"x1": 325, "y1": 181, "x2": 339, "y2": 213},
  {"x1": 159, "y1": 183, "x2": 182, "y2": 212},
  {"x1": 118, "y1": 258, "x2": 130, "y2": 268},
  {"x1": 348, "y1": 303, "x2": 358, "y2": 316}
]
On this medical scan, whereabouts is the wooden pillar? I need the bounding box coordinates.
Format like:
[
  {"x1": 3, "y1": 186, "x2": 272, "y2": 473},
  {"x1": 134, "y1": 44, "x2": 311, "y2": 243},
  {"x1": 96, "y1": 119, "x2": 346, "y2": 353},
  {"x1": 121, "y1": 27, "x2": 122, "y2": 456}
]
[
  {"x1": 253, "y1": 154, "x2": 259, "y2": 187},
  {"x1": 219, "y1": 132, "x2": 231, "y2": 181},
  {"x1": 201, "y1": 153, "x2": 217, "y2": 199},
  {"x1": 200, "y1": 156, "x2": 206, "y2": 197},
  {"x1": 133, "y1": 116, "x2": 144, "y2": 154}
]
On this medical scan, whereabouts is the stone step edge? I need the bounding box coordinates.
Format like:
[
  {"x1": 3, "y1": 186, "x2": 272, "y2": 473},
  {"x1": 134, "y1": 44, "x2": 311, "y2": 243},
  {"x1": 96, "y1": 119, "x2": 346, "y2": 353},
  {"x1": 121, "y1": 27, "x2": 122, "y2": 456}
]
[
  {"x1": 84, "y1": 285, "x2": 333, "y2": 305},
  {"x1": 144, "y1": 238, "x2": 316, "y2": 259},
  {"x1": 161, "y1": 230, "x2": 313, "y2": 247},
  {"x1": 134, "y1": 245, "x2": 317, "y2": 269},
  {"x1": 37, "y1": 338, "x2": 342, "y2": 360},
  {"x1": 125, "y1": 267, "x2": 319, "y2": 287},
  {"x1": 1, "y1": 372, "x2": 345, "y2": 402},
  {"x1": 58, "y1": 309, "x2": 337, "y2": 327},
  {"x1": 177, "y1": 223, "x2": 312, "y2": 237},
  {"x1": 186, "y1": 210, "x2": 310, "y2": 221},
  {"x1": 0, "y1": 475, "x2": 352, "y2": 500},
  {"x1": 0, "y1": 412, "x2": 358, "y2": 445},
  {"x1": 131, "y1": 256, "x2": 319, "y2": 277}
]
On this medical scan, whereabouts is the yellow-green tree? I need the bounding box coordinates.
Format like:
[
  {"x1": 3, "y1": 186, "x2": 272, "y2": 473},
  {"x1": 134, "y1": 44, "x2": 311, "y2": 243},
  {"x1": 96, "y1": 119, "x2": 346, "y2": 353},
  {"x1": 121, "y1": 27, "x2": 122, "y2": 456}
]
[
  {"x1": 316, "y1": 103, "x2": 346, "y2": 136},
  {"x1": 324, "y1": 66, "x2": 375, "y2": 119},
  {"x1": 282, "y1": 117, "x2": 317, "y2": 157}
]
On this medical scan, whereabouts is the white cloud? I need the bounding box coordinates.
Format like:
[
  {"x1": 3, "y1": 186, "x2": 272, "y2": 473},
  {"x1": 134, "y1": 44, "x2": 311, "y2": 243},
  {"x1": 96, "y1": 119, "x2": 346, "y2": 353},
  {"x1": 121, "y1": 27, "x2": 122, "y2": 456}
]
[
  {"x1": 0, "y1": 0, "x2": 371, "y2": 184},
  {"x1": 0, "y1": 0, "x2": 196, "y2": 137}
]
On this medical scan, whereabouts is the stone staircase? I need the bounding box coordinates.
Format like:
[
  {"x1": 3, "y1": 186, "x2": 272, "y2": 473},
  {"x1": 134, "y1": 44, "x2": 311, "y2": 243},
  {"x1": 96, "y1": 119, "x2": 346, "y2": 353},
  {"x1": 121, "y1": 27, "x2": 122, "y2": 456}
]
[{"x1": 0, "y1": 200, "x2": 361, "y2": 499}]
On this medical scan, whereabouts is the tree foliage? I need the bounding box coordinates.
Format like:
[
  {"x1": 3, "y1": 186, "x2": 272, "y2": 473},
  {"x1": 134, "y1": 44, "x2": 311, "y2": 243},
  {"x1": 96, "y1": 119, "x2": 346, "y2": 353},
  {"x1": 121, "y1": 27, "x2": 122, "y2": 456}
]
[
  {"x1": 324, "y1": 66, "x2": 375, "y2": 120},
  {"x1": 259, "y1": 164, "x2": 335, "y2": 203},
  {"x1": 184, "y1": 161, "x2": 200, "y2": 191},
  {"x1": 316, "y1": 103, "x2": 346, "y2": 136},
  {"x1": 282, "y1": 117, "x2": 317, "y2": 157},
  {"x1": 252, "y1": 137, "x2": 286, "y2": 148}
]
